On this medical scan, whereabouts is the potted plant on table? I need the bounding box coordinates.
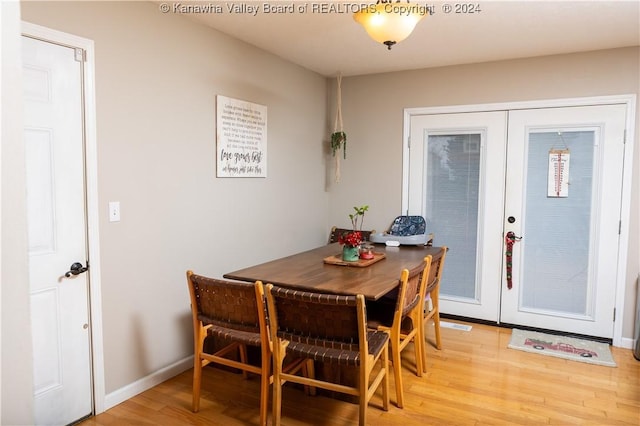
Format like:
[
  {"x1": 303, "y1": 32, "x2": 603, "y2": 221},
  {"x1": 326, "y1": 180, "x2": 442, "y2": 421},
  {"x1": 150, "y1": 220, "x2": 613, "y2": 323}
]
[{"x1": 338, "y1": 205, "x2": 369, "y2": 262}]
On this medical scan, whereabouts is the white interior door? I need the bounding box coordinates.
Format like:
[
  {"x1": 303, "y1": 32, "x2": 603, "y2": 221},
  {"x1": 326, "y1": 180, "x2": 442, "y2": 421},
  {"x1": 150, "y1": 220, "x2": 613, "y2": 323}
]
[
  {"x1": 502, "y1": 105, "x2": 626, "y2": 338},
  {"x1": 23, "y1": 35, "x2": 93, "y2": 425},
  {"x1": 408, "y1": 103, "x2": 626, "y2": 339},
  {"x1": 408, "y1": 111, "x2": 507, "y2": 321}
]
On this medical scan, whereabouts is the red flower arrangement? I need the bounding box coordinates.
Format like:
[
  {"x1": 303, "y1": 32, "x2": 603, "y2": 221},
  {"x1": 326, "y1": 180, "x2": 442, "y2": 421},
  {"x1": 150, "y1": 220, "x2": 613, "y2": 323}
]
[
  {"x1": 338, "y1": 205, "x2": 369, "y2": 248},
  {"x1": 338, "y1": 230, "x2": 362, "y2": 248}
]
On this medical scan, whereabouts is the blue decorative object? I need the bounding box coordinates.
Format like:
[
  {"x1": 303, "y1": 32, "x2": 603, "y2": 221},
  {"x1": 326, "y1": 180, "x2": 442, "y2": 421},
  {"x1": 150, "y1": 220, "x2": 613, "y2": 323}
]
[{"x1": 389, "y1": 216, "x2": 426, "y2": 236}]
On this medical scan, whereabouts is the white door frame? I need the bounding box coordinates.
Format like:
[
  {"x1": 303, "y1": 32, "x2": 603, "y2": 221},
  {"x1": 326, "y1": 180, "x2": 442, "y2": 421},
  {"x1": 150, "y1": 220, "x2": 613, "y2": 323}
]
[
  {"x1": 403, "y1": 94, "x2": 636, "y2": 348},
  {"x1": 22, "y1": 22, "x2": 106, "y2": 414}
]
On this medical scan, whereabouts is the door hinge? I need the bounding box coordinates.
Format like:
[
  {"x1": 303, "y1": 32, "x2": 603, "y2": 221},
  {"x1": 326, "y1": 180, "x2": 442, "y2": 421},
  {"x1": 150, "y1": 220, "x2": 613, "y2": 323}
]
[
  {"x1": 619, "y1": 220, "x2": 622, "y2": 235},
  {"x1": 613, "y1": 307, "x2": 616, "y2": 322},
  {"x1": 74, "y1": 48, "x2": 86, "y2": 62},
  {"x1": 407, "y1": 135, "x2": 411, "y2": 149}
]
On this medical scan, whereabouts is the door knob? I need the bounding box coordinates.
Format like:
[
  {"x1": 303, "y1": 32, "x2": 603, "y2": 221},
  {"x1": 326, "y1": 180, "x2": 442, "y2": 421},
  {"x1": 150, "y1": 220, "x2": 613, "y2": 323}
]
[{"x1": 65, "y1": 262, "x2": 88, "y2": 277}]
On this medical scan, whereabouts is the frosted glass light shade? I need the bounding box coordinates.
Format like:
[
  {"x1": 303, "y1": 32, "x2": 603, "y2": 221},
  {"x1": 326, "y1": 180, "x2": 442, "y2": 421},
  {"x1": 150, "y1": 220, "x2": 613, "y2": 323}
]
[{"x1": 354, "y1": 2, "x2": 425, "y2": 48}]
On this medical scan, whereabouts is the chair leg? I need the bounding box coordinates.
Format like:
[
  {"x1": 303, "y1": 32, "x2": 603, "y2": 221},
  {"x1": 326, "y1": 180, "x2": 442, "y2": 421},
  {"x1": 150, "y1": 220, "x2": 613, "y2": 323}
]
[
  {"x1": 192, "y1": 357, "x2": 202, "y2": 412},
  {"x1": 422, "y1": 310, "x2": 443, "y2": 374},
  {"x1": 390, "y1": 330, "x2": 404, "y2": 408},
  {"x1": 359, "y1": 361, "x2": 368, "y2": 426},
  {"x1": 381, "y1": 343, "x2": 390, "y2": 412},
  {"x1": 303, "y1": 359, "x2": 316, "y2": 396},
  {"x1": 433, "y1": 310, "x2": 442, "y2": 350},
  {"x1": 238, "y1": 343, "x2": 249, "y2": 380},
  {"x1": 422, "y1": 313, "x2": 431, "y2": 374},
  {"x1": 272, "y1": 340, "x2": 287, "y2": 426},
  {"x1": 259, "y1": 356, "x2": 270, "y2": 426},
  {"x1": 415, "y1": 335, "x2": 424, "y2": 378},
  {"x1": 272, "y1": 374, "x2": 282, "y2": 426},
  {"x1": 422, "y1": 317, "x2": 429, "y2": 374},
  {"x1": 192, "y1": 327, "x2": 206, "y2": 412},
  {"x1": 413, "y1": 314, "x2": 424, "y2": 378}
]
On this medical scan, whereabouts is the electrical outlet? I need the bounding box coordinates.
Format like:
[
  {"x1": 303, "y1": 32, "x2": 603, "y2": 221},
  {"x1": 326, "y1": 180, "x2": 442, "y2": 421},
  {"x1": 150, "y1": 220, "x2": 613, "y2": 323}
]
[{"x1": 109, "y1": 201, "x2": 121, "y2": 222}]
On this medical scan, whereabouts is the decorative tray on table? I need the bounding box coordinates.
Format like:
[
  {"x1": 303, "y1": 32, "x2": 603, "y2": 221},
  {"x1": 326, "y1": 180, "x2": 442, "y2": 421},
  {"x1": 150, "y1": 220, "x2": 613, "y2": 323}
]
[{"x1": 323, "y1": 252, "x2": 386, "y2": 267}]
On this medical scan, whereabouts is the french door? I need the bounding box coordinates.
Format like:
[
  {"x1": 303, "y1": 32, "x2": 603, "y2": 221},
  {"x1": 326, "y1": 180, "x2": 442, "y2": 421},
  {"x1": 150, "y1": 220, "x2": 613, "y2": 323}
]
[
  {"x1": 407, "y1": 104, "x2": 627, "y2": 338},
  {"x1": 408, "y1": 111, "x2": 507, "y2": 322}
]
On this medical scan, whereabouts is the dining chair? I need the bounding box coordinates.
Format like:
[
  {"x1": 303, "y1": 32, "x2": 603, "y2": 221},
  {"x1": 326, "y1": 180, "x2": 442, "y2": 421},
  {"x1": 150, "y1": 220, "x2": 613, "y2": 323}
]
[
  {"x1": 265, "y1": 284, "x2": 390, "y2": 426},
  {"x1": 421, "y1": 246, "x2": 447, "y2": 374},
  {"x1": 329, "y1": 226, "x2": 374, "y2": 244},
  {"x1": 366, "y1": 255, "x2": 432, "y2": 408},
  {"x1": 186, "y1": 271, "x2": 308, "y2": 426}
]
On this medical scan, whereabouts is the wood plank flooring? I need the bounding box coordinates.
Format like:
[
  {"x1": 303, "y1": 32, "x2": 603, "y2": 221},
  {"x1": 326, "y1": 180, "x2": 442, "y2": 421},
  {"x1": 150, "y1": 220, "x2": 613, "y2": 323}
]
[{"x1": 80, "y1": 321, "x2": 640, "y2": 425}]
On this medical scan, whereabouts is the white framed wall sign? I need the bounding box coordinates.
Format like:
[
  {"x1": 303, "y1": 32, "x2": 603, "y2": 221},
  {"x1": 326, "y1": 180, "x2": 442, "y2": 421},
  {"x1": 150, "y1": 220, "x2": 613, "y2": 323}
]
[{"x1": 216, "y1": 95, "x2": 267, "y2": 177}]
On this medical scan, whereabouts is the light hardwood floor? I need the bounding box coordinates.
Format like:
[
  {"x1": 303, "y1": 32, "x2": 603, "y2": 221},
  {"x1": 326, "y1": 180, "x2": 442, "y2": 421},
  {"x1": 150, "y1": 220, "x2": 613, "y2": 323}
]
[{"x1": 80, "y1": 321, "x2": 640, "y2": 425}]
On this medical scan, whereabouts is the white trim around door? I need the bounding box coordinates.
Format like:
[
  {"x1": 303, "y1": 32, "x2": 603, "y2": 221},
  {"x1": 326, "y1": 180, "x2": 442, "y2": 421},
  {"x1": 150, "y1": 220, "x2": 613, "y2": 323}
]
[
  {"x1": 402, "y1": 94, "x2": 637, "y2": 349},
  {"x1": 21, "y1": 22, "x2": 106, "y2": 414}
]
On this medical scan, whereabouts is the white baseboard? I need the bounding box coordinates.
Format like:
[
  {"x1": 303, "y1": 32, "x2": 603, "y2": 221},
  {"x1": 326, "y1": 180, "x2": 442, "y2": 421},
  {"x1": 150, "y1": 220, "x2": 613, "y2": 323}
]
[
  {"x1": 102, "y1": 356, "x2": 193, "y2": 412},
  {"x1": 619, "y1": 336, "x2": 634, "y2": 350}
]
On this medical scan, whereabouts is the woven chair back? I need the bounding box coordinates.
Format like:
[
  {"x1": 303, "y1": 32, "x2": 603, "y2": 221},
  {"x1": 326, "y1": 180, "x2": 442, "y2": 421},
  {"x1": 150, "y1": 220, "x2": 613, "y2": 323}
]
[
  {"x1": 268, "y1": 287, "x2": 360, "y2": 349},
  {"x1": 398, "y1": 262, "x2": 426, "y2": 318},
  {"x1": 425, "y1": 248, "x2": 445, "y2": 293},
  {"x1": 188, "y1": 274, "x2": 261, "y2": 334}
]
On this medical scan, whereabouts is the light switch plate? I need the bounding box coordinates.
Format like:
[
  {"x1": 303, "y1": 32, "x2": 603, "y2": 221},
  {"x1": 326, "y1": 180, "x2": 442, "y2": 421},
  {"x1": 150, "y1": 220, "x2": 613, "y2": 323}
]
[{"x1": 109, "y1": 201, "x2": 121, "y2": 222}]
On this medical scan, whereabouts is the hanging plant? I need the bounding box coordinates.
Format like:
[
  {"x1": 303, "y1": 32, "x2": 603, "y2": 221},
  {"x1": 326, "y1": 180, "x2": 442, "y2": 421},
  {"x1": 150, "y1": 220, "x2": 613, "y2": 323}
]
[
  {"x1": 331, "y1": 131, "x2": 347, "y2": 159},
  {"x1": 332, "y1": 74, "x2": 346, "y2": 183}
]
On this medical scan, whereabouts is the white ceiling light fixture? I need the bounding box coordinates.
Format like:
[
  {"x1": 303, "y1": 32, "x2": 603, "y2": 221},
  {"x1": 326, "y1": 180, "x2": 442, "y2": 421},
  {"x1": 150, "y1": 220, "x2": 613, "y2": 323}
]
[{"x1": 353, "y1": 0, "x2": 428, "y2": 50}]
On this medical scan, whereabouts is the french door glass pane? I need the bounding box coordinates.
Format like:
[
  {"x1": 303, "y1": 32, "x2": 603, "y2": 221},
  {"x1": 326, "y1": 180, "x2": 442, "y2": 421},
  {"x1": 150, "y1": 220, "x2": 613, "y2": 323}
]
[
  {"x1": 521, "y1": 131, "x2": 594, "y2": 315},
  {"x1": 426, "y1": 134, "x2": 480, "y2": 299}
]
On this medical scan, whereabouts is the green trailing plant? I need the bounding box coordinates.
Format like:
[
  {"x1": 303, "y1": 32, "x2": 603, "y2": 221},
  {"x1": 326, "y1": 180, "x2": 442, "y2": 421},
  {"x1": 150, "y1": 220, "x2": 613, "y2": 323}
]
[{"x1": 331, "y1": 131, "x2": 347, "y2": 159}]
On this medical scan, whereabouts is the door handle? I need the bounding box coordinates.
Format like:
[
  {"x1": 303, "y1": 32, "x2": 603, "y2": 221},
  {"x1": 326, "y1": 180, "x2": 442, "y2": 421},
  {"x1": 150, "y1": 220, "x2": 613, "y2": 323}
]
[
  {"x1": 65, "y1": 262, "x2": 88, "y2": 278},
  {"x1": 506, "y1": 231, "x2": 522, "y2": 241}
]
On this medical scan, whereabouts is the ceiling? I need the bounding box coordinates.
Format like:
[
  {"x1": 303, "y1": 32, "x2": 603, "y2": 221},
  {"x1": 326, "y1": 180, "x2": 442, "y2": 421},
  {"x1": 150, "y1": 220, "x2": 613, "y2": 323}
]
[{"x1": 178, "y1": 1, "x2": 640, "y2": 77}]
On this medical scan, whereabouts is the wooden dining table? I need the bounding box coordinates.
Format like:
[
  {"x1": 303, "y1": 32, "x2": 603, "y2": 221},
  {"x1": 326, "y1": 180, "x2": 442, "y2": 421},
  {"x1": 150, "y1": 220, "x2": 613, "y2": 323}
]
[
  {"x1": 223, "y1": 242, "x2": 445, "y2": 403},
  {"x1": 224, "y1": 242, "x2": 444, "y2": 300}
]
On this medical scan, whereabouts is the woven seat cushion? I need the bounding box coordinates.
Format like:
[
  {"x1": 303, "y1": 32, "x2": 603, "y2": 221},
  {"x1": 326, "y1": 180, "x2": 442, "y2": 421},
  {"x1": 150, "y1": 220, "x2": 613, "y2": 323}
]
[
  {"x1": 206, "y1": 324, "x2": 263, "y2": 347},
  {"x1": 283, "y1": 329, "x2": 389, "y2": 366}
]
